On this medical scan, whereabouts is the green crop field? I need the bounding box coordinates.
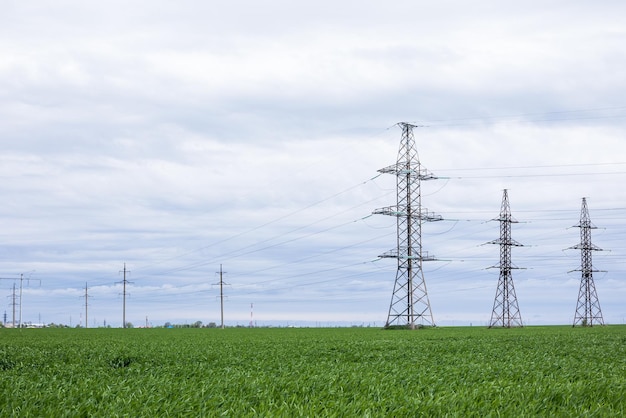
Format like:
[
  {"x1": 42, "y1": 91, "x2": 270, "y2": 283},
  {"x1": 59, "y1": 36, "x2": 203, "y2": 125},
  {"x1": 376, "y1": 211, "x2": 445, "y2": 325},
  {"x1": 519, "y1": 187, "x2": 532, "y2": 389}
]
[{"x1": 0, "y1": 326, "x2": 624, "y2": 417}]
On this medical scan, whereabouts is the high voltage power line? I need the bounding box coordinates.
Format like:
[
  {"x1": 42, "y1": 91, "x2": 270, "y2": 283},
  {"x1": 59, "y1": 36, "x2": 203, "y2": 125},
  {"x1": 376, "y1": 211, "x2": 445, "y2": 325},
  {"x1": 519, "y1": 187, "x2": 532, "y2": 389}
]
[
  {"x1": 127, "y1": 174, "x2": 390, "y2": 278},
  {"x1": 435, "y1": 161, "x2": 626, "y2": 171},
  {"x1": 129, "y1": 166, "x2": 625, "y2": 281},
  {"x1": 90, "y1": 176, "x2": 621, "y2": 304},
  {"x1": 408, "y1": 106, "x2": 626, "y2": 127},
  {"x1": 114, "y1": 150, "x2": 625, "y2": 276}
]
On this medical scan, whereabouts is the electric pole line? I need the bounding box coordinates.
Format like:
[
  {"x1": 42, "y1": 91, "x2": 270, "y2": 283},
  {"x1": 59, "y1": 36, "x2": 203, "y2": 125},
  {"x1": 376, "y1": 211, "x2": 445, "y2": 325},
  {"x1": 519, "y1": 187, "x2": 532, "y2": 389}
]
[
  {"x1": 214, "y1": 264, "x2": 228, "y2": 329},
  {"x1": 0, "y1": 273, "x2": 40, "y2": 329},
  {"x1": 487, "y1": 189, "x2": 524, "y2": 328},
  {"x1": 80, "y1": 282, "x2": 91, "y2": 329},
  {"x1": 21, "y1": 274, "x2": 40, "y2": 328},
  {"x1": 1, "y1": 279, "x2": 17, "y2": 327},
  {"x1": 373, "y1": 122, "x2": 442, "y2": 329},
  {"x1": 11, "y1": 283, "x2": 17, "y2": 328},
  {"x1": 118, "y1": 263, "x2": 132, "y2": 328},
  {"x1": 0, "y1": 277, "x2": 24, "y2": 328},
  {"x1": 19, "y1": 274, "x2": 24, "y2": 328},
  {"x1": 570, "y1": 197, "x2": 605, "y2": 327}
]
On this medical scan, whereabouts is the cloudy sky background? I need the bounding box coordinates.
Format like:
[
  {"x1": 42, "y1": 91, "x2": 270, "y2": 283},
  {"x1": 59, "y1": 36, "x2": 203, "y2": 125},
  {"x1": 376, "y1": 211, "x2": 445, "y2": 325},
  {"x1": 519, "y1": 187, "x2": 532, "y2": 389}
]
[{"x1": 1, "y1": 1, "x2": 625, "y2": 327}]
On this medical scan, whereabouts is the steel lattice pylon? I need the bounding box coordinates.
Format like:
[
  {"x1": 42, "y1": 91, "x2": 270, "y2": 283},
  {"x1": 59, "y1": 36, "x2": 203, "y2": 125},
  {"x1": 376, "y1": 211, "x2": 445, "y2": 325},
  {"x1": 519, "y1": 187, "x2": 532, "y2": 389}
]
[
  {"x1": 373, "y1": 123, "x2": 441, "y2": 329},
  {"x1": 487, "y1": 189, "x2": 524, "y2": 328},
  {"x1": 570, "y1": 198, "x2": 605, "y2": 327}
]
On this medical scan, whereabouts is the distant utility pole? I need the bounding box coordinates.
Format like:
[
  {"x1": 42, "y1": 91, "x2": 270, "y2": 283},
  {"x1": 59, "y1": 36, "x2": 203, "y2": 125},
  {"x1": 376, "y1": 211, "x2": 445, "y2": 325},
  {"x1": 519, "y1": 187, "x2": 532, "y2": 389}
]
[
  {"x1": 1, "y1": 277, "x2": 21, "y2": 327},
  {"x1": 17, "y1": 273, "x2": 40, "y2": 328},
  {"x1": 11, "y1": 283, "x2": 17, "y2": 328},
  {"x1": 487, "y1": 189, "x2": 524, "y2": 328},
  {"x1": 1, "y1": 273, "x2": 40, "y2": 328},
  {"x1": 570, "y1": 198, "x2": 605, "y2": 327},
  {"x1": 373, "y1": 122, "x2": 442, "y2": 329},
  {"x1": 118, "y1": 263, "x2": 132, "y2": 328},
  {"x1": 214, "y1": 265, "x2": 228, "y2": 329},
  {"x1": 80, "y1": 282, "x2": 91, "y2": 329},
  {"x1": 19, "y1": 274, "x2": 24, "y2": 328}
]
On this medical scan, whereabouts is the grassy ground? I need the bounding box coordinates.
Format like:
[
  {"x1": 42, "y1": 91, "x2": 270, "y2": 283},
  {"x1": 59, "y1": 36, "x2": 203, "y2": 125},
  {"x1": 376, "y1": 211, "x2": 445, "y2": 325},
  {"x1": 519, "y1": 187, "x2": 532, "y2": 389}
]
[{"x1": 0, "y1": 325, "x2": 624, "y2": 416}]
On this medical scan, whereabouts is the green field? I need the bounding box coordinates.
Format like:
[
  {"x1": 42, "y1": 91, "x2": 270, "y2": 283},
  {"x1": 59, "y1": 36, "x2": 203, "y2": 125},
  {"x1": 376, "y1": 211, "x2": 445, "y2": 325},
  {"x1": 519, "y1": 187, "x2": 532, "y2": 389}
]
[{"x1": 0, "y1": 326, "x2": 624, "y2": 417}]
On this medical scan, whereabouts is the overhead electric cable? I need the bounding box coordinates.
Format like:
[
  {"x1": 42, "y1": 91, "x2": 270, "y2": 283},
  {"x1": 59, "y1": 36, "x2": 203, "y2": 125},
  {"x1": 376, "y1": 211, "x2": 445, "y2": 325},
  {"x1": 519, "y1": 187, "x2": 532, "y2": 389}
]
[{"x1": 129, "y1": 173, "x2": 385, "y2": 275}]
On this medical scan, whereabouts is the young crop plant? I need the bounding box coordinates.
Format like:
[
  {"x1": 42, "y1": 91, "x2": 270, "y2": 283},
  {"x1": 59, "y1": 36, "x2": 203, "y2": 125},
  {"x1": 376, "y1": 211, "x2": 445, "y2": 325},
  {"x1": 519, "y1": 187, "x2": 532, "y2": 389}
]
[{"x1": 0, "y1": 326, "x2": 624, "y2": 416}]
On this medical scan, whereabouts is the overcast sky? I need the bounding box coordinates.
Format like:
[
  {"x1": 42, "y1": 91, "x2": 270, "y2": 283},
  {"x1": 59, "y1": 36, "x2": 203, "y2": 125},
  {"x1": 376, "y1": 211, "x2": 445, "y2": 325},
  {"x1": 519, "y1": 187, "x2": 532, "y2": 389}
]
[{"x1": 1, "y1": 1, "x2": 625, "y2": 327}]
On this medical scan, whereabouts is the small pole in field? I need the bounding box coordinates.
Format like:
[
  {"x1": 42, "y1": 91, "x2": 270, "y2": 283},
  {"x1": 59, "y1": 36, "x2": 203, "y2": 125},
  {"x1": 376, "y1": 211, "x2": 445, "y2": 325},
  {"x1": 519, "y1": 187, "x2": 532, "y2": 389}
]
[
  {"x1": 80, "y1": 282, "x2": 91, "y2": 329},
  {"x1": 118, "y1": 263, "x2": 132, "y2": 328},
  {"x1": 11, "y1": 283, "x2": 17, "y2": 328},
  {"x1": 214, "y1": 264, "x2": 228, "y2": 329}
]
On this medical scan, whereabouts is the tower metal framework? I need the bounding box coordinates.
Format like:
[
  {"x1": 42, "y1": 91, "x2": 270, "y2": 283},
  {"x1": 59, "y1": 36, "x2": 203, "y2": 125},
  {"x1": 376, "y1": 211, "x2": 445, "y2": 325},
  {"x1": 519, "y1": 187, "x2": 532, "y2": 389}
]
[
  {"x1": 374, "y1": 122, "x2": 441, "y2": 329},
  {"x1": 488, "y1": 189, "x2": 523, "y2": 328},
  {"x1": 570, "y1": 198, "x2": 605, "y2": 327}
]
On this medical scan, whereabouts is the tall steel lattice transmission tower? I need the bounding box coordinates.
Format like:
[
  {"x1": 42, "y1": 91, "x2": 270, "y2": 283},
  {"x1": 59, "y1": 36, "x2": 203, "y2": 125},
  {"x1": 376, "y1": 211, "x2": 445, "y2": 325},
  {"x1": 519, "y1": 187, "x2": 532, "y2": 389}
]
[
  {"x1": 487, "y1": 189, "x2": 524, "y2": 328},
  {"x1": 570, "y1": 197, "x2": 605, "y2": 327},
  {"x1": 373, "y1": 122, "x2": 442, "y2": 329}
]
